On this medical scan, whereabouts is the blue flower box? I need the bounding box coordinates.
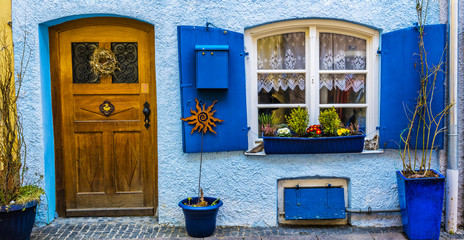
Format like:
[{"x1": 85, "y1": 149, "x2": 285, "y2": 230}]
[{"x1": 262, "y1": 134, "x2": 365, "y2": 154}]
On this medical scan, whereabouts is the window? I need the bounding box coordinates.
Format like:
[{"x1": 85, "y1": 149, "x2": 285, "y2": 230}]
[{"x1": 245, "y1": 20, "x2": 379, "y2": 147}]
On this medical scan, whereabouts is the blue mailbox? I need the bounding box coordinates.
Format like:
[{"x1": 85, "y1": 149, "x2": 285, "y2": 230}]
[{"x1": 195, "y1": 45, "x2": 229, "y2": 89}]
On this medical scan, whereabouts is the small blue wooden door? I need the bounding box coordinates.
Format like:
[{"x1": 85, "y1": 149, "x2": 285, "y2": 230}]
[
  {"x1": 178, "y1": 26, "x2": 248, "y2": 153},
  {"x1": 284, "y1": 187, "x2": 345, "y2": 220},
  {"x1": 379, "y1": 24, "x2": 446, "y2": 149}
]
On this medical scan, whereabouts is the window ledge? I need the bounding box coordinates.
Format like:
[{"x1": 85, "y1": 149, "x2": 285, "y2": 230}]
[{"x1": 244, "y1": 149, "x2": 384, "y2": 156}]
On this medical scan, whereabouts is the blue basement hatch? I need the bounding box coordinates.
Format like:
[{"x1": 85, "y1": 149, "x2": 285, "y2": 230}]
[{"x1": 284, "y1": 187, "x2": 346, "y2": 220}]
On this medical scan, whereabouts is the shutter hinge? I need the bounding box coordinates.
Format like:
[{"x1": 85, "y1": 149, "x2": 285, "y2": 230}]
[
  {"x1": 205, "y1": 22, "x2": 219, "y2": 31},
  {"x1": 240, "y1": 52, "x2": 249, "y2": 57},
  {"x1": 376, "y1": 47, "x2": 381, "y2": 55}
]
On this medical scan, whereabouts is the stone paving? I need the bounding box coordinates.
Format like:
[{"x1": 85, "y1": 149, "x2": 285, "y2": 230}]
[{"x1": 31, "y1": 217, "x2": 464, "y2": 240}]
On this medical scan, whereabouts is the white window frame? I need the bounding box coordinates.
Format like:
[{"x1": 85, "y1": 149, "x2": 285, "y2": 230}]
[{"x1": 245, "y1": 20, "x2": 380, "y2": 150}]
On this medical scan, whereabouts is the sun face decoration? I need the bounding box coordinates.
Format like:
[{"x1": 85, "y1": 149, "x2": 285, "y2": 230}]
[{"x1": 181, "y1": 98, "x2": 224, "y2": 134}]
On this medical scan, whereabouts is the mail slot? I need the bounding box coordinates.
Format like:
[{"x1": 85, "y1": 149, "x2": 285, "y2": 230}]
[
  {"x1": 284, "y1": 187, "x2": 345, "y2": 220},
  {"x1": 195, "y1": 45, "x2": 229, "y2": 89}
]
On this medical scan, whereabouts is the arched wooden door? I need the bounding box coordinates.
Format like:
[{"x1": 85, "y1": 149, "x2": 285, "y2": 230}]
[{"x1": 50, "y1": 18, "x2": 157, "y2": 217}]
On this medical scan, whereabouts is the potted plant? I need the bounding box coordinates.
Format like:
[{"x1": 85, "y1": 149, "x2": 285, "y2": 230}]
[
  {"x1": 395, "y1": 1, "x2": 454, "y2": 239},
  {"x1": 179, "y1": 99, "x2": 223, "y2": 238},
  {"x1": 0, "y1": 27, "x2": 44, "y2": 240},
  {"x1": 258, "y1": 111, "x2": 280, "y2": 137},
  {"x1": 262, "y1": 107, "x2": 365, "y2": 154}
]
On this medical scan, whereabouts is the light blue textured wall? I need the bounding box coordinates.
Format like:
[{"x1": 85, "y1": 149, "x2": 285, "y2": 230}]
[{"x1": 12, "y1": 0, "x2": 442, "y2": 227}]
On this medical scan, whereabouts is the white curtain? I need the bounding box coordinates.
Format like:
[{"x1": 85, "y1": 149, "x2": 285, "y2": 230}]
[
  {"x1": 319, "y1": 33, "x2": 366, "y2": 70},
  {"x1": 258, "y1": 73, "x2": 305, "y2": 92},
  {"x1": 319, "y1": 74, "x2": 365, "y2": 93},
  {"x1": 257, "y1": 32, "x2": 305, "y2": 93},
  {"x1": 257, "y1": 32, "x2": 305, "y2": 70}
]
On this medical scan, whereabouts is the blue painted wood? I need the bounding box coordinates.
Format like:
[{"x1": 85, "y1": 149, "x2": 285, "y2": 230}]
[
  {"x1": 195, "y1": 45, "x2": 229, "y2": 89},
  {"x1": 178, "y1": 26, "x2": 248, "y2": 153},
  {"x1": 263, "y1": 134, "x2": 365, "y2": 154},
  {"x1": 195, "y1": 45, "x2": 229, "y2": 51},
  {"x1": 380, "y1": 24, "x2": 446, "y2": 149},
  {"x1": 39, "y1": 23, "x2": 57, "y2": 224},
  {"x1": 396, "y1": 170, "x2": 445, "y2": 240},
  {"x1": 284, "y1": 188, "x2": 345, "y2": 220}
]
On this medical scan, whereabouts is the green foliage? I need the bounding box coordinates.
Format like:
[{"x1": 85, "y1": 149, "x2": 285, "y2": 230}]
[
  {"x1": 285, "y1": 107, "x2": 309, "y2": 137},
  {"x1": 318, "y1": 107, "x2": 342, "y2": 136},
  {"x1": 211, "y1": 198, "x2": 220, "y2": 206},
  {"x1": 258, "y1": 112, "x2": 280, "y2": 127},
  {"x1": 15, "y1": 185, "x2": 44, "y2": 205}
]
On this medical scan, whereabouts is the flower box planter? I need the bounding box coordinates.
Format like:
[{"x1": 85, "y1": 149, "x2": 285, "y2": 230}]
[
  {"x1": 396, "y1": 169, "x2": 445, "y2": 240},
  {"x1": 0, "y1": 200, "x2": 38, "y2": 240},
  {"x1": 262, "y1": 134, "x2": 365, "y2": 154},
  {"x1": 179, "y1": 197, "x2": 223, "y2": 238}
]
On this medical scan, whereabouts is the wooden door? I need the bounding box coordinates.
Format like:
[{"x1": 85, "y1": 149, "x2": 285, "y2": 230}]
[{"x1": 50, "y1": 18, "x2": 157, "y2": 217}]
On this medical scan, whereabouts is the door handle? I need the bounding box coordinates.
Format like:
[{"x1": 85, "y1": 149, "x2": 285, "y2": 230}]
[{"x1": 143, "y1": 101, "x2": 150, "y2": 129}]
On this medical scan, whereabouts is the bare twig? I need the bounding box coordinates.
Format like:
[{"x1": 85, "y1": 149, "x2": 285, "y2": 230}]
[{"x1": 399, "y1": 1, "x2": 455, "y2": 177}]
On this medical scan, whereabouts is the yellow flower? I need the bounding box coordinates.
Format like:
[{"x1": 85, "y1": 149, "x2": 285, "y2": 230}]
[{"x1": 337, "y1": 128, "x2": 350, "y2": 136}]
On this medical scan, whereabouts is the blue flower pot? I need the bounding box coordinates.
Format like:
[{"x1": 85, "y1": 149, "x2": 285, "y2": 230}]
[
  {"x1": 396, "y1": 170, "x2": 445, "y2": 240},
  {"x1": 0, "y1": 200, "x2": 38, "y2": 240},
  {"x1": 263, "y1": 134, "x2": 365, "y2": 154},
  {"x1": 178, "y1": 197, "x2": 223, "y2": 238}
]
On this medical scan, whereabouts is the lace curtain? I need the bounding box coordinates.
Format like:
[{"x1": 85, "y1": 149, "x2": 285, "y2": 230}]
[
  {"x1": 257, "y1": 32, "x2": 305, "y2": 93},
  {"x1": 258, "y1": 73, "x2": 305, "y2": 92},
  {"x1": 319, "y1": 33, "x2": 366, "y2": 70},
  {"x1": 319, "y1": 74, "x2": 365, "y2": 93},
  {"x1": 257, "y1": 32, "x2": 305, "y2": 70}
]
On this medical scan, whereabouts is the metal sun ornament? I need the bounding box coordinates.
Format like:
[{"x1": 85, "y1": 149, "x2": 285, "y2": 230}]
[{"x1": 181, "y1": 98, "x2": 224, "y2": 134}]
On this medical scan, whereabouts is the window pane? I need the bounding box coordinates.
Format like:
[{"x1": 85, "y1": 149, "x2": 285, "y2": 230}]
[
  {"x1": 257, "y1": 32, "x2": 305, "y2": 70},
  {"x1": 319, "y1": 33, "x2": 366, "y2": 70},
  {"x1": 319, "y1": 74, "x2": 366, "y2": 104},
  {"x1": 258, "y1": 108, "x2": 295, "y2": 136},
  {"x1": 72, "y1": 42, "x2": 99, "y2": 83},
  {"x1": 320, "y1": 107, "x2": 366, "y2": 132},
  {"x1": 111, "y1": 42, "x2": 139, "y2": 83},
  {"x1": 258, "y1": 73, "x2": 305, "y2": 104}
]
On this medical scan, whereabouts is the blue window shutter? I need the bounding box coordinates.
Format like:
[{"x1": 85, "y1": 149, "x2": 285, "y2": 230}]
[
  {"x1": 380, "y1": 24, "x2": 446, "y2": 149},
  {"x1": 178, "y1": 26, "x2": 248, "y2": 153}
]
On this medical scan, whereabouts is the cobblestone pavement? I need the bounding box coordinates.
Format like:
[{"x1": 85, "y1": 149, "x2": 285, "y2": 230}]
[{"x1": 31, "y1": 217, "x2": 464, "y2": 240}]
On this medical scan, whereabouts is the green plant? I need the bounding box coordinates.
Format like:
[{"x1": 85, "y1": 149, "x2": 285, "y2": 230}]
[
  {"x1": 276, "y1": 127, "x2": 292, "y2": 137},
  {"x1": 399, "y1": 0, "x2": 454, "y2": 177},
  {"x1": 285, "y1": 107, "x2": 309, "y2": 137},
  {"x1": 258, "y1": 112, "x2": 280, "y2": 136},
  {"x1": 0, "y1": 26, "x2": 43, "y2": 206},
  {"x1": 318, "y1": 107, "x2": 341, "y2": 136}
]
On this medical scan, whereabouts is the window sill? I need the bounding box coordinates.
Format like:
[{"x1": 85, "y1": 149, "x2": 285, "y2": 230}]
[{"x1": 244, "y1": 149, "x2": 384, "y2": 156}]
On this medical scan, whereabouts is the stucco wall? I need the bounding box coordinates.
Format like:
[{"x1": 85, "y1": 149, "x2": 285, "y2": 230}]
[{"x1": 11, "y1": 0, "x2": 444, "y2": 227}]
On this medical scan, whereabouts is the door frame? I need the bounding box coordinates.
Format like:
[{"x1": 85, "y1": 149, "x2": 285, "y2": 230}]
[{"x1": 49, "y1": 17, "x2": 157, "y2": 217}]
